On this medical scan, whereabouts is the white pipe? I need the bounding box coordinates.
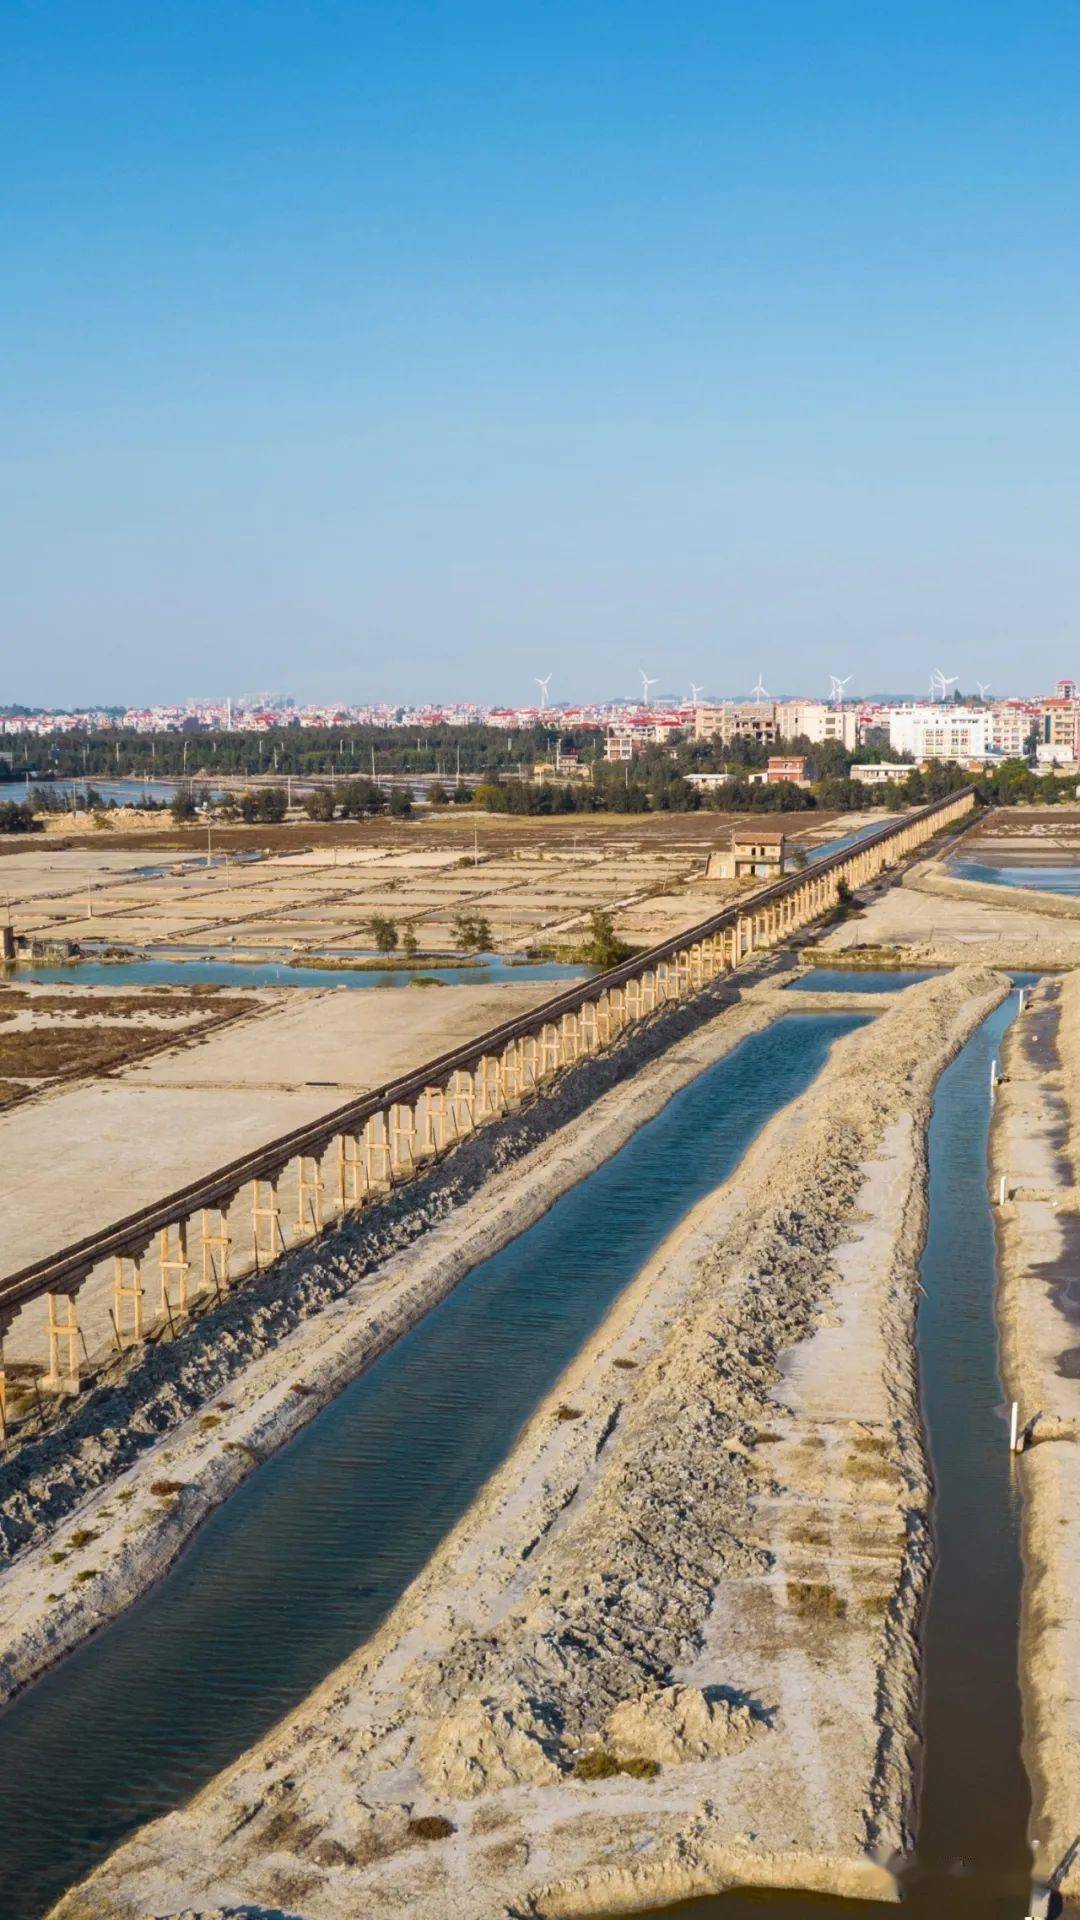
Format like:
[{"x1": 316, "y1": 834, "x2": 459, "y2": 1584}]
[
  {"x1": 998, "y1": 1175, "x2": 1007, "y2": 1206},
  {"x1": 1009, "y1": 1402, "x2": 1019, "y2": 1452}
]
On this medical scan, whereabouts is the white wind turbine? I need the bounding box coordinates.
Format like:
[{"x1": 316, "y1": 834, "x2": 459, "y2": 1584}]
[
  {"x1": 934, "y1": 669, "x2": 959, "y2": 698},
  {"x1": 750, "y1": 672, "x2": 769, "y2": 700},
  {"x1": 689, "y1": 681, "x2": 704, "y2": 706},
  {"x1": 639, "y1": 669, "x2": 658, "y2": 705},
  {"x1": 534, "y1": 674, "x2": 552, "y2": 711},
  {"x1": 829, "y1": 673, "x2": 852, "y2": 705},
  {"x1": 976, "y1": 680, "x2": 992, "y2": 701}
]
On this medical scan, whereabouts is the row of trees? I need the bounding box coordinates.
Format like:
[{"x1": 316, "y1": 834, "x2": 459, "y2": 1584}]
[
  {"x1": 169, "y1": 780, "x2": 425, "y2": 826},
  {"x1": 3, "y1": 723, "x2": 557, "y2": 783},
  {"x1": 366, "y1": 910, "x2": 495, "y2": 956}
]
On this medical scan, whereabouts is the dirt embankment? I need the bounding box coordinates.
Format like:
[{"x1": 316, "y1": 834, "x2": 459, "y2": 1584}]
[
  {"x1": 993, "y1": 976, "x2": 1080, "y2": 1912},
  {"x1": 0, "y1": 982, "x2": 787, "y2": 1705},
  {"x1": 48, "y1": 968, "x2": 1006, "y2": 1920}
]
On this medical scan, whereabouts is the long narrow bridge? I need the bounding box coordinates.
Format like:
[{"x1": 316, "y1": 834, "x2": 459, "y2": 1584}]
[{"x1": 0, "y1": 789, "x2": 974, "y2": 1418}]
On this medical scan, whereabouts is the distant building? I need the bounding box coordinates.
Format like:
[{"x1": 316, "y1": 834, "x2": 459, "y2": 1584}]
[
  {"x1": 766, "y1": 754, "x2": 812, "y2": 786},
  {"x1": 707, "y1": 824, "x2": 787, "y2": 881},
  {"x1": 1041, "y1": 697, "x2": 1080, "y2": 764},
  {"x1": 850, "y1": 763, "x2": 904, "y2": 787},
  {"x1": 885, "y1": 705, "x2": 993, "y2": 763},
  {"x1": 989, "y1": 702, "x2": 1036, "y2": 757},
  {"x1": 694, "y1": 702, "x2": 779, "y2": 747},
  {"x1": 603, "y1": 719, "x2": 684, "y2": 761},
  {"x1": 776, "y1": 702, "x2": 860, "y2": 750}
]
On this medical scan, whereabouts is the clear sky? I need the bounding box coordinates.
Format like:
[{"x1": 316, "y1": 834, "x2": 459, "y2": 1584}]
[{"x1": 5, "y1": 1, "x2": 1079, "y2": 708}]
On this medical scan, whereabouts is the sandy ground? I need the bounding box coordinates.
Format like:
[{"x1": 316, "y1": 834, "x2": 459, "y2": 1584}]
[
  {"x1": 0, "y1": 808, "x2": 876, "y2": 960},
  {"x1": 993, "y1": 977, "x2": 1080, "y2": 1912},
  {"x1": 46, "y1": 968, "x2": 1006, "y2": 1920},
  {"x1": 0, "y1": 980, "x2": 554, "y2": 1371},
  {"x1": 818, "y1": 861, "x2": 1080, "y2": 969}
]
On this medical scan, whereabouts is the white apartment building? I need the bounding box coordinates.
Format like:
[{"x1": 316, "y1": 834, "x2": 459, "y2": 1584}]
[
  {"x1": 884, "y1": 706, "x2": 994, "y2": 763},
  {"x1": 988, "y1": 703, "x2": 1035, "y2": 757},
  {"x1": 775, "y1": 702, "x2": 859, "y2": 750}
]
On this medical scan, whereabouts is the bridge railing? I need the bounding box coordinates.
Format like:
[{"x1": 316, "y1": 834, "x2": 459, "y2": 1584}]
[{"x1": 0, "y1": 787, "x2": 974, "y2": 1421}]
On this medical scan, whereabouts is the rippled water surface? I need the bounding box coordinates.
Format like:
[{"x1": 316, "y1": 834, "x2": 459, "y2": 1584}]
[{"x1": 0, "y1": 1011, "x2": 863, "y2": 1919}]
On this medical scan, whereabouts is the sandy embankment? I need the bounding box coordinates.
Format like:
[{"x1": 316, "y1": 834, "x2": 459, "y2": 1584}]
[
  {"x1": 0, "y1": 983, "x2": 792, "y2": 1704},
  {"x1": 993, "y1": 976, "x2": 1080, "y2": 1912},
  {"x1": 49, "y1": 968, "x2": 1007, "y2": 1920}
]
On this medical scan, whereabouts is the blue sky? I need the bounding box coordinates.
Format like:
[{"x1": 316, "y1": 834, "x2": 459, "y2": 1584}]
[{"x1": 4, "y1": 1, "x2": 1079, "y2": 707}]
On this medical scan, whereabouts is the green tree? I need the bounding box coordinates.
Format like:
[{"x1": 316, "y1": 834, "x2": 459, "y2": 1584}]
[
  {"x1": 389, "y1": 788, "x2": 412, "y2": 817},
  {"x1": 170, "y1": 791, "x2": 197, "y2": 825},
  {"x1": 401, "y1": 927, "x2": 419, "y2": 959},
  {"x1": 368, "y1": 914, "x2": 399, "y2": 954},
  {"x1": 451, "y1": 911, "x2": 493, "y2": 953},
  {"x1": 583, "y1": 907, "x2": 627, "y2": 968},
  {"x1": 303, "y1": 788, "x2": 336, "y2": 822}
]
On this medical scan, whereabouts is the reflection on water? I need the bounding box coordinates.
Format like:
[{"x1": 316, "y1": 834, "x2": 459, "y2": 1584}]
[
  {"x1": 950, "y1": 857, "x2": 1080, "y2": 895},
  {"x1": 0, "y1": 1012, "x2": 863, "y2": 1920}
]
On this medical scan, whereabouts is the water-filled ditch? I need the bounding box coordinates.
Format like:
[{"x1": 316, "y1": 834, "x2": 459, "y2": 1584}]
[
  {"x1": 0, "y1": 1010, "x2": 864, "y2": 1919},
  {"x1": 619, "y1": 987, "x2": 1032, "y2": 1920}
]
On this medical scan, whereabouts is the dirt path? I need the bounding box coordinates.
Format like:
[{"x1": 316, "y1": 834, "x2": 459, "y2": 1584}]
[{"x1": 47, "y1": 968, "x2": 1006, "y2": 1920}]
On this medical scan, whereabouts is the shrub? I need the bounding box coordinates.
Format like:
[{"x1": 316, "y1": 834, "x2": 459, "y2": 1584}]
[{"x1": 407, "y1": 1815, "x2": 456, "y2": 1841}]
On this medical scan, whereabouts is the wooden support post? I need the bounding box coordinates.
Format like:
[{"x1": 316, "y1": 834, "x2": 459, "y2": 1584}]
[
  {"x1": 337, "y1": 1131, "x2": 365, "y2": 1209},
  {"x1": 297, "y1": 1153, "x2": 324, "y2": 1236},
  {"x1": 113, "y1": 1251, "x2": 145, "y2": 1348},
  {"x1": 251, "y1": 1175, "x2": 284, "y2": 1270},
  {"x1": 365, "y1": 1113, "x2": 393, "y2": 1189},
  {"x1": 159, "y1": 1220, "x2": 191, "y2": 1320},
  {"x1": 451, "y1": 1070, "x2": 475, "y2": 1134},
  {"x1": 201, "y1": 1204, "x2": 231, "y2": 1296},
  {"x1": 384, "y1": 1103, "x2": 411, "y2": 1174},
  {"x1": 45, "y1": 1291, "x2": 81, "y2": 1392}
]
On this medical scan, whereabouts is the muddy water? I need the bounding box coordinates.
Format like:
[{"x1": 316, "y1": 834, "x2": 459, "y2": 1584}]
[
  {"x1": 0, "y1": 1011, "x2": 865, "y2": 1920},
  {"x1": 621, "y1": 990, "x2": 1032, "y2": 1920}
]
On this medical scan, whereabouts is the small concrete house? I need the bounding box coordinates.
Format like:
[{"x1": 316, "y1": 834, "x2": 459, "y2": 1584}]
[{"x1": 707, "y1": 823, "x2": 788, "y2": 882}]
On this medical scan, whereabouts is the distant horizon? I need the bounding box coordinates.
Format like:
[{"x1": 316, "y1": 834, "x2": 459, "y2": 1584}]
[{"x1": 1, "y1": 679, "x2": 1069, "y2": 719}]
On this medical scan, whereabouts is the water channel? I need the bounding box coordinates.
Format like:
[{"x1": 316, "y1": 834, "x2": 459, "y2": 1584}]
[
  {"x1": 0, "y1": 1010, "x2": 864, "y2": 1919},
  {"x1": 621, "y1": 988, "x2": 1033, "y2": 1920},
  {"x1": 18, "y1": 954, "x2": 594, "y2": 991}
]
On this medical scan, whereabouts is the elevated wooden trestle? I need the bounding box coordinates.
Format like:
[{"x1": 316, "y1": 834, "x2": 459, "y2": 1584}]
[{"x1": 0, "y1": 789, "x2": 974, "y2": 1414}]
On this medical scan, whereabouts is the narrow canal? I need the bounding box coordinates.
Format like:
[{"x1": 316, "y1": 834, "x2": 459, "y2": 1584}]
[
  {"x1": 0, "y1": 1010, "x2": 865, "y2": 1920},
  {"x1": 620, "y1": 988, "x2": 1032, "y2": 1920}
]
